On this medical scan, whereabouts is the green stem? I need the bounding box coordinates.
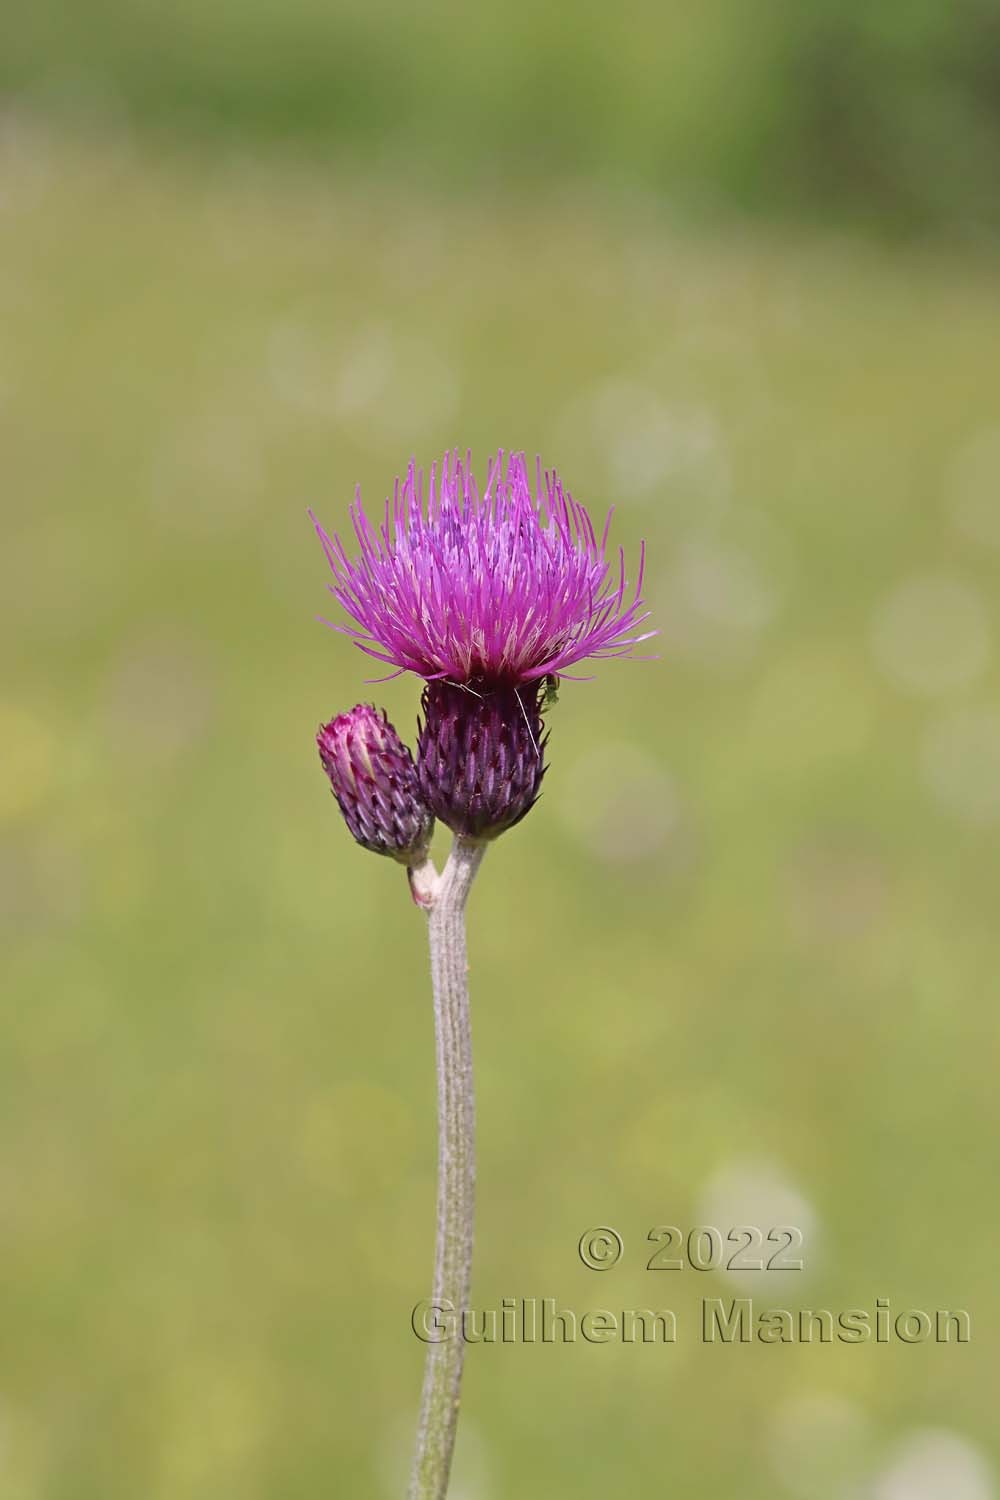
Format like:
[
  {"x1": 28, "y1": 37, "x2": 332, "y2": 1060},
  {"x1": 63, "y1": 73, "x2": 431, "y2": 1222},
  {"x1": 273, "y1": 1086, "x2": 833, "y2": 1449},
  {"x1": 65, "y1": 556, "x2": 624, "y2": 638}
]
[{"x1": 407, "y1": 836, "x2": 487, "y2": 1500}]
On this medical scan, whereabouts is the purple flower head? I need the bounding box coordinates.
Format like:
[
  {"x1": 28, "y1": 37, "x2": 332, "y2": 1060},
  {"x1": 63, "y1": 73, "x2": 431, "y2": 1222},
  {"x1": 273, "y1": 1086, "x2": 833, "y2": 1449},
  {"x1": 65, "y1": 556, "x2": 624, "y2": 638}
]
[
  {"x1": 312, "y1": 450, "x2": 654, "y2": 687},
  {"x1": 317, "y1": 704, "x2": 433, "y2": 863}
]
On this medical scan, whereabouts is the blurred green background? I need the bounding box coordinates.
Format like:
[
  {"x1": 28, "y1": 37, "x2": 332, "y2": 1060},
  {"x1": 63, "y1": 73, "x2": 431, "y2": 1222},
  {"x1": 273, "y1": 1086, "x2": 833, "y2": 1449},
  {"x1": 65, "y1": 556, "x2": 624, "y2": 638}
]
[
  {"x1": 5, "y1": 0, "x2": 1000, "y2": 234},
  {"x1": 3, "y1": 4, "x2": 1000, "y2": 1497}
]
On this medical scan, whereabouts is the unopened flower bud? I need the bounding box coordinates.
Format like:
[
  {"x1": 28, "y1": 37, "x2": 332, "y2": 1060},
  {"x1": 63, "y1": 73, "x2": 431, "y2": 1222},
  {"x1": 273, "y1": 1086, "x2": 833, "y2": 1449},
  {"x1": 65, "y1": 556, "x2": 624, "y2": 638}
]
[
  {"x1": 417, "y1": 681, "x2": 547, "y2": 841},
  {"x1": 318, "y1": 705, "x2": 433, "y2": 863}
]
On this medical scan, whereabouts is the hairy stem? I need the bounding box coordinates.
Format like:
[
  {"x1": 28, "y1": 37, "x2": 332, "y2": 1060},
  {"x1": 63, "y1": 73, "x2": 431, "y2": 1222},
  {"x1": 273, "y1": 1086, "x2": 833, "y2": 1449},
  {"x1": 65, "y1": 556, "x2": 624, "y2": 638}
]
[{"x1": 407, "y1": 835, "x2": 487, "y2": 1500}]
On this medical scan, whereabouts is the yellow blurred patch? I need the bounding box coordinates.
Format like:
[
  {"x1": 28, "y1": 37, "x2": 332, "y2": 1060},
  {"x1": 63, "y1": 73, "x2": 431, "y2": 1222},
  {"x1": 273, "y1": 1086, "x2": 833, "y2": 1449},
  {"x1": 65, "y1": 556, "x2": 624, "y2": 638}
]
[
  {"x1": 155, "y1": 1352, "x2": 271, "y2": 1497},
  {"x1": 295, "y1": 1080, "x2": 415, "y2": 1196},
  {"x1": 0, "y1": 703, "x2": 55, "y2": 822}
]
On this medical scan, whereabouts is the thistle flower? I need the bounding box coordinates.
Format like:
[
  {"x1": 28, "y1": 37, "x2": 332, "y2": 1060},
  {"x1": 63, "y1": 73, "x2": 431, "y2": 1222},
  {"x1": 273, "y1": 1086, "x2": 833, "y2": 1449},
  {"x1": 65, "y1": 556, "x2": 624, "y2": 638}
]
[
  {"x1": 317, "y1": 704, "x2": 433, "y2": 863},
  {"x1": 313, "y1": 450, "x2": 653, "y2": 841},
  {"x1": 310, "y1": 452, "x2": 655, "y2": 1500},
  {"x1": 311, "y1": 449, "x2": 653, "y2": 687}
]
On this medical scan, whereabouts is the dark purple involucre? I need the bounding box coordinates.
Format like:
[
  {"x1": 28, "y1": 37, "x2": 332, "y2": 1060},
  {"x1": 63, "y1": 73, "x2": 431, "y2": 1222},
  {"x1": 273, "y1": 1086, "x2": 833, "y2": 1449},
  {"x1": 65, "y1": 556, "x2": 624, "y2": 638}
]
[
  {"x1": 318, "y1": 705, "x2": 433, "y2": 862},
  {"x1": 312, "y1": 450, "x2": 653, "y2": 687},
  {"x1": 417, "y1": 681, "x2": 547, "y2": 840}
]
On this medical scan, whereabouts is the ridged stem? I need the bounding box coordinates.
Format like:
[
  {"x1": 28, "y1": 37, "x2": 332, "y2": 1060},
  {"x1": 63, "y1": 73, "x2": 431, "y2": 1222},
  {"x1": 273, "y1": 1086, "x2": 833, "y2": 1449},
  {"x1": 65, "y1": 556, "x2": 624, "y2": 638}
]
[{"x1": 407, "y1": 835, "x2": 487, "y2": 1500}]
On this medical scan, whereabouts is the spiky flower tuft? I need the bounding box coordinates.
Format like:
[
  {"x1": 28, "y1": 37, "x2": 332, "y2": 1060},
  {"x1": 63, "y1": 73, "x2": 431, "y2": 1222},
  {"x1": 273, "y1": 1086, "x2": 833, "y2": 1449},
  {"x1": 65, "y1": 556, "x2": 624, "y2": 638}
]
[
  {"x1": 312, "y1": 450, "x2": 653, "y2": 687},
  {"x1": 317, "y1": 704, "x2": 433, "y2": 863}
]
